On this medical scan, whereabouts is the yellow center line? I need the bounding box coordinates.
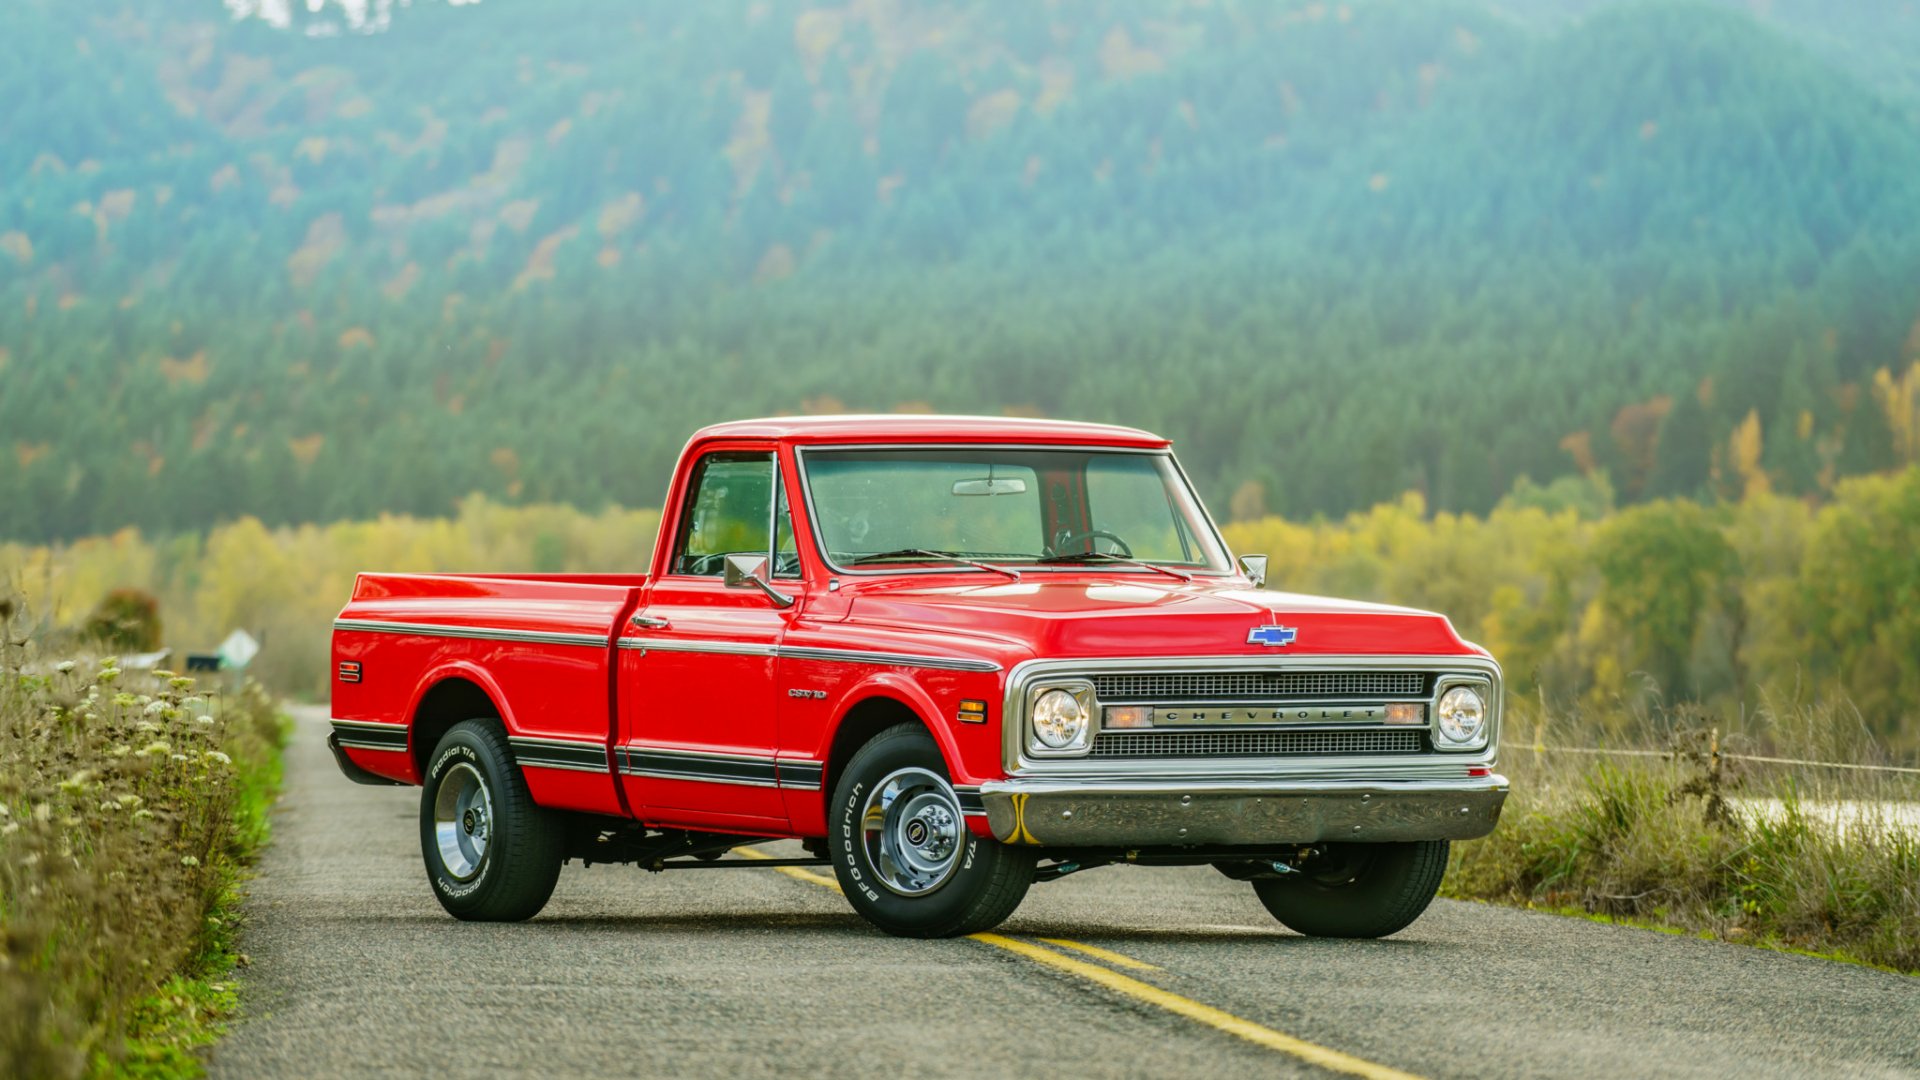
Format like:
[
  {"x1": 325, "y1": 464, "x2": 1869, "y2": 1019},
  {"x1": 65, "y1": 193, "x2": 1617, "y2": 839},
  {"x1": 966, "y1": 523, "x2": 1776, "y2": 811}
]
[
  {"x1": 1035, "y1": 937, "x2": 1162, "y2": 971},
  {"x1": 969, "y1": 934, "x2": 1424, "y2": 1080},
  {"x1": 733, "y1": 845, "x2": 843, "y2": 892},
  {"x1": 736, "y1": 844, "x2": 1424, "y2": 1079}
]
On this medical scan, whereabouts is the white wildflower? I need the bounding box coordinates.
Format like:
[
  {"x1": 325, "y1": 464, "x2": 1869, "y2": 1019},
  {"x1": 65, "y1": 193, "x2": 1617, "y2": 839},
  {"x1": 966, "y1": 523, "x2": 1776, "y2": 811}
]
[
  {"x1": 0, "y1": 803, "x2": 9, "y2": 817},
  {"x1": 58, "y1": 770, "x2": 93, "y2": 793},
  {"x1": 143, "y1": 700, "x2": 167, "y2": 715},
  {"x1": 169, "y1": 677, "x2": 194, "y2": 691},
  {"x1": 100, "y1": 801, "x2": 120, "y2": 813},
  {"x1": 1, "y1": 823, "x2": 18, "y2": 836},
  {"x1": 196, "y1": 715, "x2": 215, "y2": 726},
  {"x1": 180, "y1": 855, "x2": 200, "y2": 867},
  {"x1": 117, "y1": 794, "x2": 142, "y2": 808},
  {"x1": 97, "y1": 668, "x2": 118, "y2": 684},
  {"x1": 55, "y1": 660, "x2": 76, "y2": 674},
  {"x1": 204, "y1": 750, "x2": 232, "y2": 766},
  {"x1": 169, "y1": 753, "x2": 189, "y2": 762},
  {"x1": 131, "y1": 809, "x2": 153, "y2": 821},
  {"x1": 153, "y1": 669, "x2": 177, "y2": 680},
  {"x1": 139, "y1": 740, "x2": 171, "y2": 756},
  {"x1": 135, "y1": 720, "x2": 160, "y2": 733}
]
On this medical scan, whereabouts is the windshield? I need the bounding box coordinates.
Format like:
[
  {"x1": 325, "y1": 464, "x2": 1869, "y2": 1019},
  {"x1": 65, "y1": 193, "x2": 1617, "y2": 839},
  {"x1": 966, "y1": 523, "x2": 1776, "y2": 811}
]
[{"x1": 800, "y1": 448, "x2": 1231, "y2": 573}]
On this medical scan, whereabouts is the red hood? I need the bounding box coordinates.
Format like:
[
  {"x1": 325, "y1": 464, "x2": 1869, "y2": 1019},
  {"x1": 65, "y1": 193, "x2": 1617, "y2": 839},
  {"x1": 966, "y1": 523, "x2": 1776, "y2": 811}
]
[{"x1": 842, "y1": 576, "x2": 1475, "y2": 660}]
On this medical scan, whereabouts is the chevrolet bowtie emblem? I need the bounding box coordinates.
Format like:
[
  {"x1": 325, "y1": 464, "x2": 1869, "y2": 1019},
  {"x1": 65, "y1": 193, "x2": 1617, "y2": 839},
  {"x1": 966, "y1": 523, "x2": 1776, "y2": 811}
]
[{"x1": 1247, "y1": 625, "x2": 1298, "y2": 647}]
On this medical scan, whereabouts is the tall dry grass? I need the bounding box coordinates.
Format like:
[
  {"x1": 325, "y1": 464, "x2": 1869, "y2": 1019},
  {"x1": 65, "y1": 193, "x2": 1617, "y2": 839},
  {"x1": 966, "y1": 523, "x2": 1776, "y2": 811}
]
[
  {"x1": 1451, "y1": 699, "x2": 1920, "y2": 972},
  {"x1": 0, "y1": 596, "x2": 284, "y2": 1077}
]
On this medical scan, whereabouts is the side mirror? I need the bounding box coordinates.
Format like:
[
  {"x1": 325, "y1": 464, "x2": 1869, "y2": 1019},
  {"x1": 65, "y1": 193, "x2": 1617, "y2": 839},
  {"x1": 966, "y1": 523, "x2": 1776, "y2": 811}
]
[
  {"x1": 1238, "y1": 554, "x2": 1268, "y2": 589},
  {"x1": 723, "y1": 553, "x2": 796, "y2": 609}
]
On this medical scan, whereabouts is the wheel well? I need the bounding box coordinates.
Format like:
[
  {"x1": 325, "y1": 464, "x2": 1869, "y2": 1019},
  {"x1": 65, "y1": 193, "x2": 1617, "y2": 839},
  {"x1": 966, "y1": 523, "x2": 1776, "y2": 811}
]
[
  {"x1": 823, "y1": 696, "x2": 928, "y2": 799},
  {"x1": 411, "y1": 678, "x2": 501, "y2": 775}
]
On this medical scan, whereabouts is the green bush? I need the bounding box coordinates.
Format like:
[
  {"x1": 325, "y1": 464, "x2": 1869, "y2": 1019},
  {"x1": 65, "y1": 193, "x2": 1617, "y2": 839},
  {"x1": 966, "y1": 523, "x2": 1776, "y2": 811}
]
[{"x1": 1448, "y1": 710, "x2": 1920, "y2": 973}]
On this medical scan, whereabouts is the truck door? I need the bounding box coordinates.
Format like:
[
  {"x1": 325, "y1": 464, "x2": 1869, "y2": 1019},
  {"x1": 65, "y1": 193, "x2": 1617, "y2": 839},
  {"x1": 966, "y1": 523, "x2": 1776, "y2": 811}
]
[{"x1": 616, "y1": 448, "x2": 796, "y2": 829}]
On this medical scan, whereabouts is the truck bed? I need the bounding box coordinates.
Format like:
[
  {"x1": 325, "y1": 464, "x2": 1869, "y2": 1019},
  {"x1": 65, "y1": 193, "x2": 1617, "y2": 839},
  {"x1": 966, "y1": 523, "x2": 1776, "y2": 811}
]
[{"x1": 332, "y1": 572, "x2": 648, "y2": 814}]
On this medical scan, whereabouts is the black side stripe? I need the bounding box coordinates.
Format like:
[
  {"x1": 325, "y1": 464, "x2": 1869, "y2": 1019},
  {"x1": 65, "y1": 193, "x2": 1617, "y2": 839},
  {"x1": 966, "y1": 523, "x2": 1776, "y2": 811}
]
[
  {"x1": 614, "y1": 748, "x2": 833, "y2": 791},
  {"x1": 508, "y1": 737, "x2": 609, "y2": 773},
  {"x1": 331, "y1": 720, "x2": 407, "y2": 752},
  {"x1": 776, "y1": 761, "x2": 824, "y2": 791},
  {"x1": 618, "y1": 748, "x2": 780, "y2": 788}
]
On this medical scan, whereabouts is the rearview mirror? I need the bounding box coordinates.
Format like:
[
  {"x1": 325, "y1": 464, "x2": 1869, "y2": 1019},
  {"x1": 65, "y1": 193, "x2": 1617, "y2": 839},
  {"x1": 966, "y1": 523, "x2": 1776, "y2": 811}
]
[
  {"x1": 723, "y1": 553, "x2": 795, "y2": 608},
  {"x1": 1238, "y1": 554, "x2": 1268, "y2": 589},
  {"x1": 952, "y1": 477, "x2": 1028, "y2": 496}
]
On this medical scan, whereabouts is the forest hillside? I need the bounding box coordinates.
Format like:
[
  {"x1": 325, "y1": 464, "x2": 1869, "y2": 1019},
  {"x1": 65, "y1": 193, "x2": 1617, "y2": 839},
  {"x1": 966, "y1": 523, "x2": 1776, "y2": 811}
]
[{"x1": 6, "y1": 0, "x2": 1920, "y2": 540}]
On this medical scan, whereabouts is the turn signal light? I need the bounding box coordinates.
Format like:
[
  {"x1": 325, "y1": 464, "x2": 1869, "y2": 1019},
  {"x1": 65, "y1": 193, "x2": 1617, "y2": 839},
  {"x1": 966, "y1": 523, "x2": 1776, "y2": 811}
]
[
  {"x1": 1103, "y1": 705, "x2": 1154, "y2": 729},
  {"x1": 958, "y1": 699, "x2": 988, "y2": 724},
  {"x1": 1383, "y1": 703, "x2": 1426, "y2": 725}
]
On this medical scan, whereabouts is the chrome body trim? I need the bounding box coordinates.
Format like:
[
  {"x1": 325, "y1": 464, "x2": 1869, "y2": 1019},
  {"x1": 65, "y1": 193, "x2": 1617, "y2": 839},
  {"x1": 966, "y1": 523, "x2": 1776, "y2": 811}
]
[
  {"x1": 1001, "y1": 654, "x2": 1502, "y2": 777},
  {"x1": 617, "y1": 638, "x2": 999, "y2": 671},
  {"x1": 334, "y1": 618, "x2": 607, "y2": 648},
  {"x1": 978, "y1": 775, "x2": 1509, "y2": 847},
  {"x1": 507, "y1": 734, "x2": 610, "y2": 774},
  {"x1": 614, "y1": 746, "x2": 824, "y2": 790},
  {"x1": 330, "y1": 718, "x2": 408, "y2": 752},
  {"x1": 617, "y1": 637, "x2": 779, "y2": 657},
  {"x1": 778, "y1": 645, "x2": 1001, "y2": 673}
]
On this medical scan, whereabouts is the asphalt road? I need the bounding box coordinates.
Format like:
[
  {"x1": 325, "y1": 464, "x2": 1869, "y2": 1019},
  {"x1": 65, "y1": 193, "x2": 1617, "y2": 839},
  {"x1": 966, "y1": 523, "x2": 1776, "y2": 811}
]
[{"x1": 210, "y1": 706, "x2": 1920, "y2": 1079}]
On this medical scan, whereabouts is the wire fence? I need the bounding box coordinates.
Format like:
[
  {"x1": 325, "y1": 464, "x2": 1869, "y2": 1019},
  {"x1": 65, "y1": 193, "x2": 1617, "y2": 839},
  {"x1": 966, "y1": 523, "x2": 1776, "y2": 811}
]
[{"x1": 1502, "y1": 742, "x2": 1920, "y2": 777}]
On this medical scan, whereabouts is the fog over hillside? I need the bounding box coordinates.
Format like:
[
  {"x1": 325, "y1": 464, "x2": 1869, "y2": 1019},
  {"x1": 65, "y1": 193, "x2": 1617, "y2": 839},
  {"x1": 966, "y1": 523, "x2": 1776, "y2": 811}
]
[{"x1": 5, "y1": 0, "x2": 1920, "y2": 540}]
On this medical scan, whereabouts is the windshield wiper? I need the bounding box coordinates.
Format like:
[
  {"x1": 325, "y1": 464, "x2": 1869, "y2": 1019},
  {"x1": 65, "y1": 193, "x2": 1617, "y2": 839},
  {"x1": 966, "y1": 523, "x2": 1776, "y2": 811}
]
[
  {"x1": 1036, "y1": 550, "x2": 1193, "y2": 582},
  {"x1": 846, "y1": 548, "x2": 1022, "y2": 581}
]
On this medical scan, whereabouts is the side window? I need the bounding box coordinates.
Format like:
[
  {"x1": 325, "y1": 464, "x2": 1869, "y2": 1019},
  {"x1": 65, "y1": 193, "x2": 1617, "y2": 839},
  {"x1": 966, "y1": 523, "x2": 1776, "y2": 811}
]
[{"x1": 672, "y1": 452, "x2": 773, "y2": 576}]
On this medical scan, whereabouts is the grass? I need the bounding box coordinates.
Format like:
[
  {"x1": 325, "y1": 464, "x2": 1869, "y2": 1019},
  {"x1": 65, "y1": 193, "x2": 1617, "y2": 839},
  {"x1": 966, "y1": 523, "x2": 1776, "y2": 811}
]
[
  {"x1": 1446, "y1": 703, "x2": 1920, "y2": 975},
  {"x1": 111, "y1": 735, "x2": 283, "y2": 1078},
  {"x1": 0, "y1": 596, "x2": 288, "y2": 1078}
]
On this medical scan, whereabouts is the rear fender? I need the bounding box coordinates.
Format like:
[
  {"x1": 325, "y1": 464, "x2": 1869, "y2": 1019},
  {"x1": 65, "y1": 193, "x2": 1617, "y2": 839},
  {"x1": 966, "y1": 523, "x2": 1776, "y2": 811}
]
[{"x1": 396, "y1": 660, "x2": 521, "y2": 782}]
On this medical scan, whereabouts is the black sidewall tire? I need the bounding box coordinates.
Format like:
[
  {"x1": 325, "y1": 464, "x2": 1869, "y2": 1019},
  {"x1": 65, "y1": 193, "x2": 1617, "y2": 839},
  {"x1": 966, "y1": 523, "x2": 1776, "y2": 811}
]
[
  {"x1": 830, "y1": 725, "x2": 1033, "y2": 938},
  {"x1": 1253, "y1": 840, "x2": 1450, "y2": 939},
  {"x1": 420, "y1": 720, "x2": 563, "y2": 922}
]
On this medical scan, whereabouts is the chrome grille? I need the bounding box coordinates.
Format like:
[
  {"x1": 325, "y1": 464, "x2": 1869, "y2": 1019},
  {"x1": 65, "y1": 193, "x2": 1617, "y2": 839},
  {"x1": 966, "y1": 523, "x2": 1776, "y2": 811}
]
[
  {"x1": 1090, "y1": 729, "x2": 1425, "y2": 758},
  {"x1": 1091, "y1": 670, "x2": 1428, "y2": 702}
]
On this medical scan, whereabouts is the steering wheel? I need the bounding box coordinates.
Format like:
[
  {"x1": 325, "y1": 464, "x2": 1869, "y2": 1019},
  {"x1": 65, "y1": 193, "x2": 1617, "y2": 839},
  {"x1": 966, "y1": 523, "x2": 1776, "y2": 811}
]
[
  {"x1": 1048, "y1": 529, "x2": 1133, "y2": 558},
  {"x1": 678, "y1": 551, "x2": 733, "y2": 576}
]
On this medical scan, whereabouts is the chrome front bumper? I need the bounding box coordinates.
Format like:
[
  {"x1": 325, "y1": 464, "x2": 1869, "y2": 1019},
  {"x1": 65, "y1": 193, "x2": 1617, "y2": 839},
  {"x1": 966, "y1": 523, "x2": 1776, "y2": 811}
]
[{"x1": 978, "y1": 776, "x2": 1508, "y2": 847}]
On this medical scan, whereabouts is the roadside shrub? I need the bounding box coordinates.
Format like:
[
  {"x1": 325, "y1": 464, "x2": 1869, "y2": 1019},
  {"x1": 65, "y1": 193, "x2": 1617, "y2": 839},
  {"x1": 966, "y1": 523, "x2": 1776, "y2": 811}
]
[
  {"x1": 0, "y1": 595, "x2": 283, "y2": 1077},
  {"x1": 1448, "y1": 704, "x2": 1920, "y2": 972},
  {"x1": 81, "y1": 589, "x2": 164, "y2": 654}
]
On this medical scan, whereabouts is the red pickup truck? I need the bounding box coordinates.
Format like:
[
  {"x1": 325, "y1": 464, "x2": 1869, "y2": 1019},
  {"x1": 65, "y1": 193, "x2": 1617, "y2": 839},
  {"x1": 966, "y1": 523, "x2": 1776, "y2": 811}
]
[{"x1": 330, "y1": 415, "x2": 1506, "y2": 938}]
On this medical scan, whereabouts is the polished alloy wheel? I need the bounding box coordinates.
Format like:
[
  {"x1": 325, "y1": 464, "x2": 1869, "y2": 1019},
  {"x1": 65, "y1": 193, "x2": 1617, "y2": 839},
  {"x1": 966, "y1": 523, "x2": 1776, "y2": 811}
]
[
  {"x1": 860, "y1": 766, "x2": 963, "y2": 896},
  {"x1": 433, "y1": 762, "x2": 494, "y2": 881}
]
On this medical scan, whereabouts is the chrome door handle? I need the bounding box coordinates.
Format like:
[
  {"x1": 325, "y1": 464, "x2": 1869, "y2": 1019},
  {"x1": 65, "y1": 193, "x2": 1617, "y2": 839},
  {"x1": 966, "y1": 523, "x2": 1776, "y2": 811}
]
[{"x1": 629, "y1": 614, "x2": 671, "y2": 630}]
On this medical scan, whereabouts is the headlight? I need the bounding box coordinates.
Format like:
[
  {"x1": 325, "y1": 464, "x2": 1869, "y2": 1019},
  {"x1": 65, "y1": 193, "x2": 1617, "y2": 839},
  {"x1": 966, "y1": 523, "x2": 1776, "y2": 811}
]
[
  {"x1": 1031, "y1": 688, "x2": 1091, "y2": 752},
  {"x1": 1435, "y1": 685, "x2": 1487, "y2": 747}
]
